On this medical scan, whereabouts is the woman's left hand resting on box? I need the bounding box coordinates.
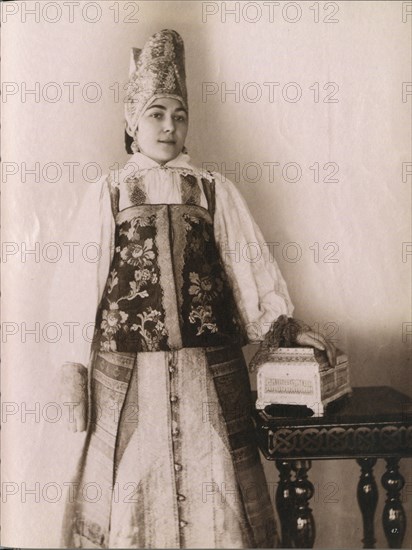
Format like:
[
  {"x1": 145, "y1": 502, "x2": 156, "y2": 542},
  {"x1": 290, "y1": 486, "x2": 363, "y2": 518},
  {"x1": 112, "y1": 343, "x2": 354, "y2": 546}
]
[
  {"x1": 295, "y1": 329, "x2": 337, "y2": 367},
  {"x1": 256, "y1": 315, "x2": 338, "y2": 370}
]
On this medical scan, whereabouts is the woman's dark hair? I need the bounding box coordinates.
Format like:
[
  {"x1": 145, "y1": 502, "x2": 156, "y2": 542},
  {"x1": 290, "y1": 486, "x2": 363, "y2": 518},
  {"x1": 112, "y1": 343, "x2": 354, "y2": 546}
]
[{"x1": 125, "y1": 130, "x2": 134, "y2": 154}]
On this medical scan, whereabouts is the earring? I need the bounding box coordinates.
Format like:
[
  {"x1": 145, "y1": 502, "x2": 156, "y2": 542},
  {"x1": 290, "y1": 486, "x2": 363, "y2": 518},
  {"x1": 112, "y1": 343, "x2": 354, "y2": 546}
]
[{"x1": 131, "y1": 139, "x2": 140, "y2": 154}]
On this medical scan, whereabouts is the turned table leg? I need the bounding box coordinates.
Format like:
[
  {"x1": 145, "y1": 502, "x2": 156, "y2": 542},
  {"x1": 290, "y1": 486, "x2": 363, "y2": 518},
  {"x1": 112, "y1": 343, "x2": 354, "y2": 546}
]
[
  {"x1": 276, "y1": 460, "x2": 294, "y2": 547},
  {"x1": 291, "y1": 459, "x2": 316, "y2": 548},
  {"x1": 381, "y1": 457, "x2": 406, "y2": 548},
  {"x1": 356, "y1": 458, "x2": 378, "y2": 549}
]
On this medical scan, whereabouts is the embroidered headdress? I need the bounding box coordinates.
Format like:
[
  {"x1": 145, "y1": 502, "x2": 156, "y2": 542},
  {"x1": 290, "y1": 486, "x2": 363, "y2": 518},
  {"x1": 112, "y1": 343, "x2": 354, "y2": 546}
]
[{"x1": 125, "y1": 29, "x2": 188, "y2": 141}]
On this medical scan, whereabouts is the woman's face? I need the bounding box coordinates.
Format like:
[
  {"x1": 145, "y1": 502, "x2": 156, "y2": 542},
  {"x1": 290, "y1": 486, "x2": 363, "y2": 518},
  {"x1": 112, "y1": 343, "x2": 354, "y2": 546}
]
[{"x1": 136, "y1": 97, "x2": 188, "y2": 164}]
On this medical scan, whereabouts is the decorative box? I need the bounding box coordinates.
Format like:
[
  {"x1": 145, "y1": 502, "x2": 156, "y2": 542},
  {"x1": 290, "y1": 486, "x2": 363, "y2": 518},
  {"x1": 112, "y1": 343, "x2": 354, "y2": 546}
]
[{"x1": 254, "y1": 347, "x2": 351, "y2": 416}]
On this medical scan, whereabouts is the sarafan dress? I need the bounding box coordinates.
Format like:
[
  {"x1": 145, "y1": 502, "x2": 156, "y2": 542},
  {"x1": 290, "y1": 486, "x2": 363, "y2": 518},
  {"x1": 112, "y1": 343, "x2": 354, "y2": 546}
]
[{"x1": 58, "y1": 151, "x2": 294, "y2": 549}]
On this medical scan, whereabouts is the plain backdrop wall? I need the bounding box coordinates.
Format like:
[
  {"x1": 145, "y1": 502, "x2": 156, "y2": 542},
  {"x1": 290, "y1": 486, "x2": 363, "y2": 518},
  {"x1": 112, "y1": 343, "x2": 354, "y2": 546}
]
[{"x1": 2, "y1": 1, "x2": 411, "y2": 547}]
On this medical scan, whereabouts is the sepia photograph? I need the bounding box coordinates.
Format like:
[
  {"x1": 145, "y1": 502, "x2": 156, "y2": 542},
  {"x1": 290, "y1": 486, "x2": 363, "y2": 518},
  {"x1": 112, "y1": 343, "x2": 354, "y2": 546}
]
[{"x1": 1, "y1": 1, "x2": 411, "y2": 548}]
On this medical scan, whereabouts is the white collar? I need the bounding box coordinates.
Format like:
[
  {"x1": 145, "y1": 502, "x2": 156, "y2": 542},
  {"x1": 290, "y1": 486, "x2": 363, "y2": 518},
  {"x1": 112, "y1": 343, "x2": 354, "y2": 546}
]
[{"x1": 123, "y1": 152, "x2": 194, "y2": 173}]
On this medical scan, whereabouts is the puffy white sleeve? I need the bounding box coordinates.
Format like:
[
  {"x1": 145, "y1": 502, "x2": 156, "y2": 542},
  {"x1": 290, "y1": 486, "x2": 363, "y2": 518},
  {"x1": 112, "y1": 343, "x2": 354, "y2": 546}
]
[
  {"x1": 49, "y1": 174, "x2": 115, "y2": 369},
  {"x1": 213, "y1": 172, "x2": 294, "y2": 342}
]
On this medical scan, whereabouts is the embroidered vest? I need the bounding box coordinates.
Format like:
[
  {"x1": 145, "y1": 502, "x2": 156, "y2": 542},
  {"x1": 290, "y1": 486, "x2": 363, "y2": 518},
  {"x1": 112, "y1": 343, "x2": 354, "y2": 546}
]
[{"x1": 93, "y1": 171, "x2": 247, "y2": 352}]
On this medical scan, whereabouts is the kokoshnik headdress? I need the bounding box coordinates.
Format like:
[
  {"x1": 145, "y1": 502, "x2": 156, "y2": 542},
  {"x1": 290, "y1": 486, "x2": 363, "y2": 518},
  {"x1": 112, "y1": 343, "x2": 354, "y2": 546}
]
[{"x1": 125, "y1": 29, "x2": 188, "y2": 140}]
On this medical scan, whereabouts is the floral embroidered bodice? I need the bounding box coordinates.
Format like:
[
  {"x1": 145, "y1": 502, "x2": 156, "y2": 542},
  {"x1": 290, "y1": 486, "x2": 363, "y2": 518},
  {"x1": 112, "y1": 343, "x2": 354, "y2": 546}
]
[{"x1": 92, "y1": 161, "x2": 246, "y2": 352}]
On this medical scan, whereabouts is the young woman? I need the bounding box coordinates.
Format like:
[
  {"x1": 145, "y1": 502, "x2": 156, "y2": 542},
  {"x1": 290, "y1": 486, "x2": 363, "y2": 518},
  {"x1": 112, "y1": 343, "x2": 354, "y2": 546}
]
[{"x1": 60, "y1": 29, "x2": 335, "y2": 549}]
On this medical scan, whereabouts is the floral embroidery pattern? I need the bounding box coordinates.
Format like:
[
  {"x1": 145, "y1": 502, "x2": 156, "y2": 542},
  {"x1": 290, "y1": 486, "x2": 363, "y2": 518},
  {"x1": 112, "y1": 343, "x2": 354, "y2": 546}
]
[
  {"x1": 188, "y1": 305, "x2": 218, "y2": 335},
  {"x1": 127, "y1": 268, "x2": 158, "y2": 301},
  {"x1": 188, "y1": 271, "x2": 223, "y2": 300},
  {"x1": 120, "y1": 238, "x2": 155, "y2": 268},
  {"x1": 95, "y1": 213, "x2": 167, "y2": 352},
  {"x1": 187, "y1": 271, "x2": 224, "y2": 335},
  {"x1": 131, "y1": 307, "x2": 168, "y2": 351},
  {"x1": 181, "y1": 212, "x2": 242, "y2": 343},
  {"x1": 100, "y1": 302, "x2": 129, "y2": 351},
  {"x1": 119, "y1": 214, "x2": 154, "y2": 240},
  {"x1": 107, "y1": 270, "x2": 119, "y2": 294},
  {"x1": 182, "y1": 214, "x2": 199, "y2": 233},
  {"x1": 94, "y1": 180, "x2": 245, "y2": 352}
]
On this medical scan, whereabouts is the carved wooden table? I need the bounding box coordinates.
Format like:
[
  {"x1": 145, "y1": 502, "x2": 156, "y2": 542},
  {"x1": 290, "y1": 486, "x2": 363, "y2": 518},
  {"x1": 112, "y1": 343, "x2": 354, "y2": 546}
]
[{"x1": 253, "y1": 386, "x2": 412, "y2": 548}]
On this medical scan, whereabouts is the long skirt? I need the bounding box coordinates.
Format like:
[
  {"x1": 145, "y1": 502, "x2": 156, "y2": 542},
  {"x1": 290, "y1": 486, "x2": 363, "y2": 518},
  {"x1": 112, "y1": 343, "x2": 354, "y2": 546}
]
[{"x1": 60, "y1": 346, "x2": 278, "y2": 548}]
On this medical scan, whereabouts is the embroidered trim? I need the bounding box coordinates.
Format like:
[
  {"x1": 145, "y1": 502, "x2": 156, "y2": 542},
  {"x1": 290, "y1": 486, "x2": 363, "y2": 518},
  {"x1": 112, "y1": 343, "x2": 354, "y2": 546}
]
[
  {"x1": 154, "y1": 206, "x2": 183, "y2": 349},
  {"x1": 200, "y1": 176, "x2": 216, "y2": 219},
  {"x1": 126, "y1": 175, "x2": 147, "y2": 206},
  {"x1": 205, "y1": 345, "x2": 278, "y2": 547},
  {"x1": 180, "y1": 173, "x2": 201, "y2": 205}
]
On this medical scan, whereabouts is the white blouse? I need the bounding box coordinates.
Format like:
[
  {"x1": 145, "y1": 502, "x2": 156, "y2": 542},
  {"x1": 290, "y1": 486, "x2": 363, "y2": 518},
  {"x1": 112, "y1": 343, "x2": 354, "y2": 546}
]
[{"x1": 50, "y1": 152, "x2": 294, "y2": 369}]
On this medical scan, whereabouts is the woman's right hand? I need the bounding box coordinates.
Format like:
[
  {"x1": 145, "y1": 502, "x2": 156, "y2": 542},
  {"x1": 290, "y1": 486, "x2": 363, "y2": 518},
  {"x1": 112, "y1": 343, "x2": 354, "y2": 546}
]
[{"x1": 59, "y1": 363, "x2": 88, "y2": 433}]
